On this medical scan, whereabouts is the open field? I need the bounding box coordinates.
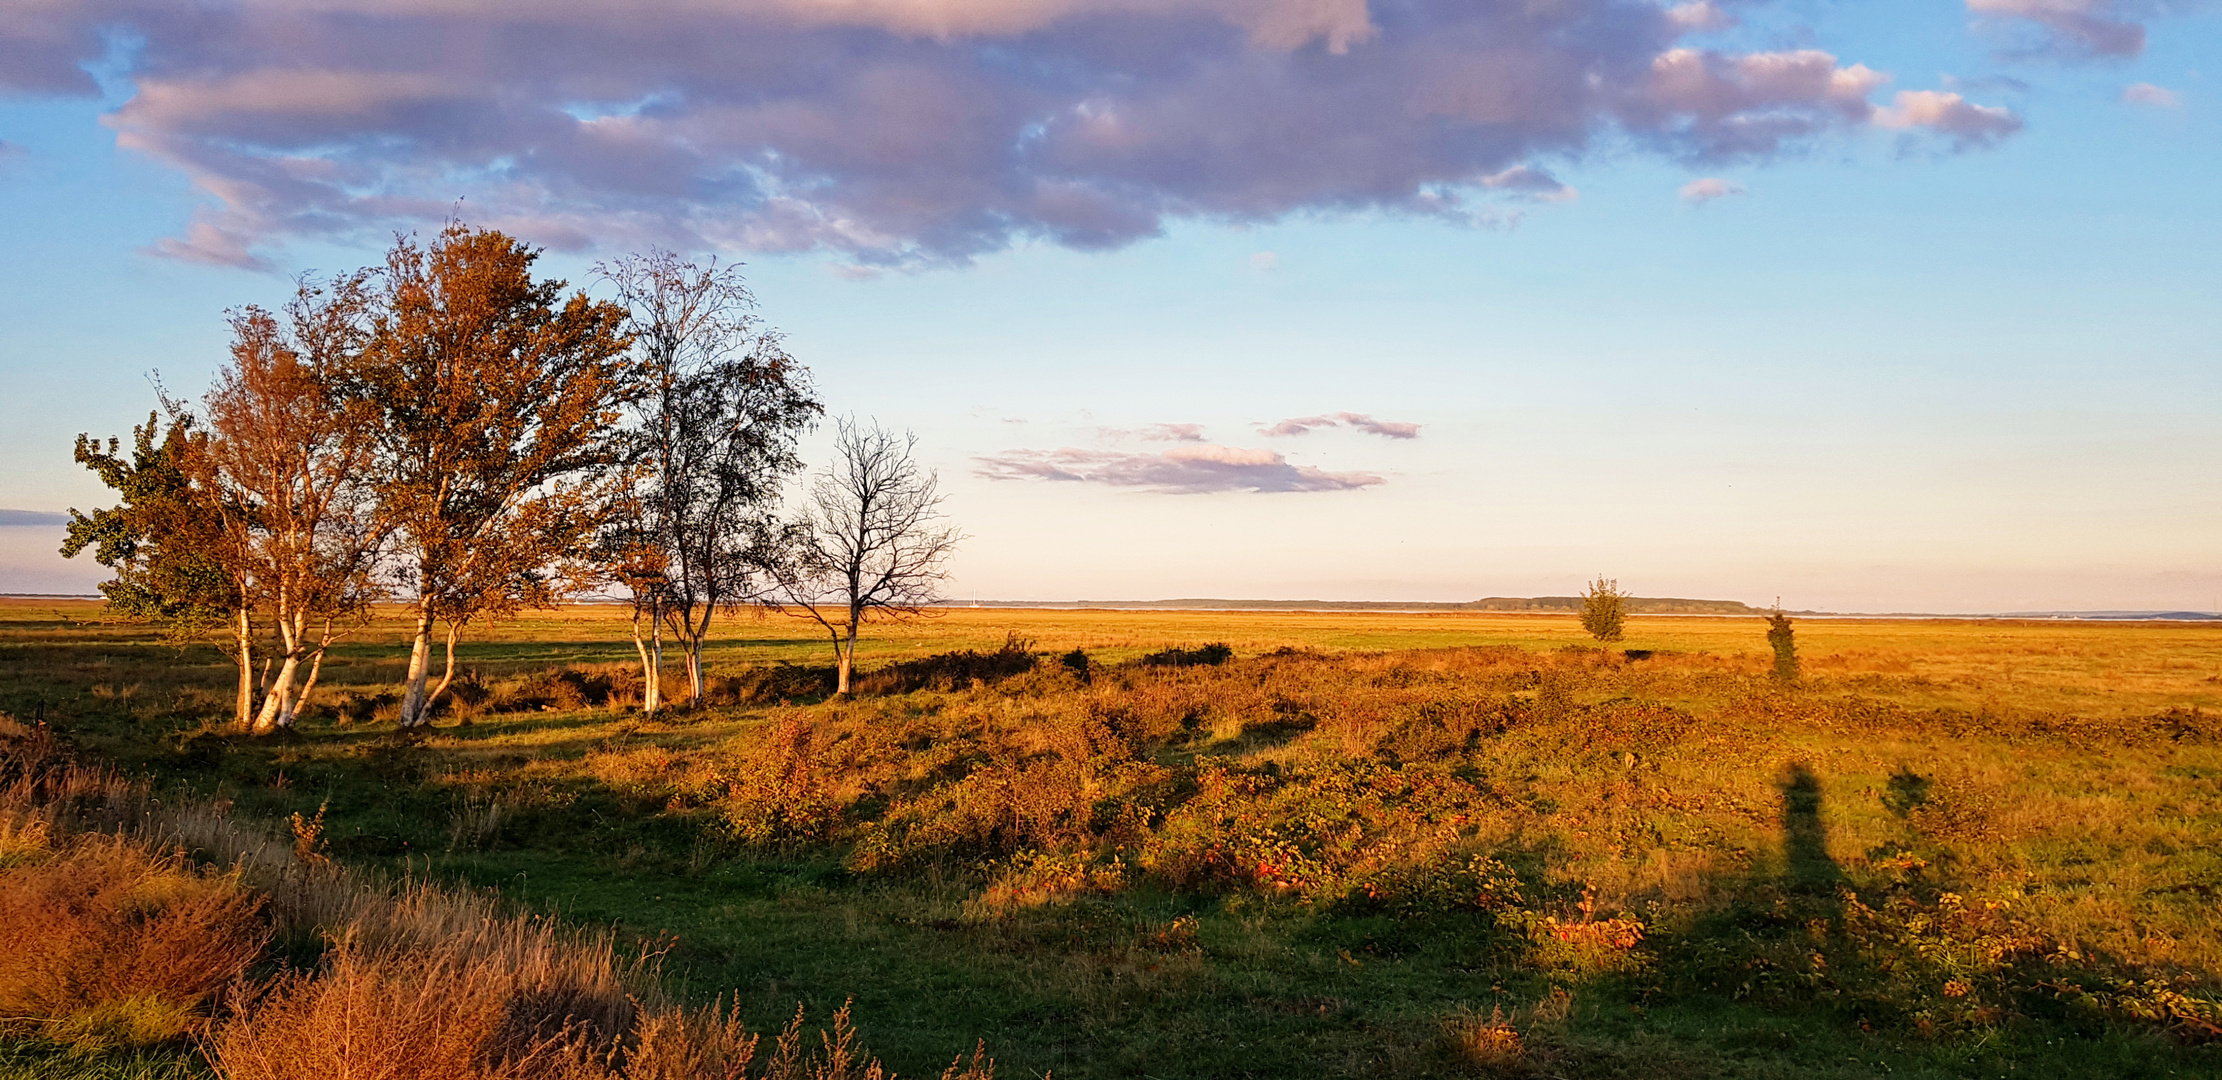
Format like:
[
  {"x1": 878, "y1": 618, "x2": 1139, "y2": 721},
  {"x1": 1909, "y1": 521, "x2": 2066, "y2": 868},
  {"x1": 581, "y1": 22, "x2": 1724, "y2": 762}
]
[{"x1": 3, "y1": 599, "x2": 2222, "y2": 1078}]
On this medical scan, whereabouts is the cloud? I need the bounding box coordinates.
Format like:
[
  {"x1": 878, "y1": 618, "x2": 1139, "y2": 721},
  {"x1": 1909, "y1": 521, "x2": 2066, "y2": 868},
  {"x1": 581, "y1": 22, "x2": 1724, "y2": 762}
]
[
  {"x1": 0, "y1": 510, "x2": 70, "y2": 527},
  {"x1": 1099, "y1": 422, "x2": 1207, "y2": 442},
  {"x1": 1665, "y1": 2, "x2": 1736, "y2": 32},
  {"x1": 0, "y1": 0, "x2": 2018, "y2": 268},
  {"x1": 1678, "y1": 176, "x2": 1745, "y2": 203},
  {"x1": 1965, "y1": 0, "x2": 2172, "y2": 58},
  {"x1": 1873, "y1": 90, "x2": 2025, "y2": 147},
  {"x1": 2122, "y1": 81, "x2": 2182, "y2": 107},
  {"x1": 975, "y1": 443, "x2": 1381, "y2": 493},
  {"x1": 1249, "y1": 251, "x2": 1279, "y2": 272},
  {"x1": 1259, "y1": 412, "x2": 1421, "y2": 439},
  {"x1": 1477, "y1": 164, "x2": 1576, "y2": 202}
]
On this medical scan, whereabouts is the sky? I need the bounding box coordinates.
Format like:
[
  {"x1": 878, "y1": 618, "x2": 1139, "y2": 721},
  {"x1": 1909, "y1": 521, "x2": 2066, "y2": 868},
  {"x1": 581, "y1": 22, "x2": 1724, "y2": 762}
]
[{"x1": 1, "y1": 0, "x2": 2217, "y2": 613}]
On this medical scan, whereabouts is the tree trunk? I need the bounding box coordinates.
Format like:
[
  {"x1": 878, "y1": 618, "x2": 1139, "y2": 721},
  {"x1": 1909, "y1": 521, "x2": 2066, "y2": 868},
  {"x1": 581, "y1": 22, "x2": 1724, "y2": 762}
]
[
  {"x1": 252, "y1": 654, "x2": 301, "y2": 734},
  {"x1": 836, "y1": 616, "x2": 860, "y2": 695},
  {"x1": 233, "y1": 608, "x2": 256, "y2": 730},
  {"x1": 632, "y1": 605, "x2": 660, "y2": 716},
  {"x1": 398, "y1": 600, "x2": 436, "y2": 727},
  {"x1": 425, "y1": 622, "x2": 463, "y2": 720},
  {"x1": 253, "y1": 610, "x2": 307, "y2": 734},
  {"x1": 290, "y1": 642, "x2": 329, "y2": 728},
  {"x1": 685, "y1": 631, "x2": 706, "y2": 707}
]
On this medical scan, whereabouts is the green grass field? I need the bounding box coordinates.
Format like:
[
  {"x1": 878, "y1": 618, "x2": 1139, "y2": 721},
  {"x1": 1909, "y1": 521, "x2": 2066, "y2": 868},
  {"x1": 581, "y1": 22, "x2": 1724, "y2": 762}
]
[{"x1": 4, "y1": 599, "x2": 2221, "y2": 1078}]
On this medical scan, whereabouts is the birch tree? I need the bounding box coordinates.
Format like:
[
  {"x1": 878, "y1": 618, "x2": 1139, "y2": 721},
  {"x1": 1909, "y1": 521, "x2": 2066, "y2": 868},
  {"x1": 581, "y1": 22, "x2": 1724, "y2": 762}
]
[
  {"x1": 773, "y1": 419, "x2": 960, "y2": 695},
  {"x1": 347, "y1": 225, "x2": 635, "y2": 728},
  {"x1": 195, "y1": 276, "x2": 387, "y2": 733},
  {"x1": 599, "y1": 251, "x2": 819, "y2": 711}
]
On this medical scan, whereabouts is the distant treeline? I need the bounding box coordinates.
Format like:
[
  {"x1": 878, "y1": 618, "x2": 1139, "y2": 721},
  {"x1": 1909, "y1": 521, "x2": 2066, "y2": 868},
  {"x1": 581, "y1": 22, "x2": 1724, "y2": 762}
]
[{"x1": 964, "y1": 596, "x2": 1777, "y2": 615}]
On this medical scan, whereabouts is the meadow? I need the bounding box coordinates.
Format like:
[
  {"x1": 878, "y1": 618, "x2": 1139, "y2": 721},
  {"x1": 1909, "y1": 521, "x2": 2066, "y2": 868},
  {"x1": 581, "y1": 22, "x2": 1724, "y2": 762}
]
[{"x1": 3, "y1": 598, "x2": 2221, "y2": 1079}]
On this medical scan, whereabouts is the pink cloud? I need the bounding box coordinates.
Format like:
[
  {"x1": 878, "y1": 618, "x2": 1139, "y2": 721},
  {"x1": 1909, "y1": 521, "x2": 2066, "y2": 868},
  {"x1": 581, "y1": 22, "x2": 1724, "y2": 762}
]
[
  {"x1": 1, "y1": 0, "x2": 2021, "y2": 267},
  {"x1": 1678, "y1": 177, "x2": 1745, "y2": 203},
  {"x1": 1260, "y1": 412, "x2": 1421, "y2": 439},
  {"x1": 2122, "y1": 82, "x2": 2181, "y2": 107},
  {"x1": 976, "y1": 443, "x2": 1382, "y2": 493},
  {"x1": 1874, "y1": 90, "x2": 2024, "y2": 147}
]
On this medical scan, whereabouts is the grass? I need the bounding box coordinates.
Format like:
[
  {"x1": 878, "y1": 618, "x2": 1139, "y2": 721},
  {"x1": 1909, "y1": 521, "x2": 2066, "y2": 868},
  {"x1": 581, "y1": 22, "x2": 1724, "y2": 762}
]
[{"x1": 3, "y1": 598, "x2": 2221, "y2": 1078}]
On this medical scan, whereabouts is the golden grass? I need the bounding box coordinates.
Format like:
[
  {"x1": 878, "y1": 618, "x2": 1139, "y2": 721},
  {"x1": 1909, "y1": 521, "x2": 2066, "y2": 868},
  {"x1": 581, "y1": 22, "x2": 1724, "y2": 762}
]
[
  {"x1": 7, "y1": 598, "x2": 2222, "y2": 1073},
  {"x1": 9, "y1": 596, "x2": 2218, "y2": 720}
]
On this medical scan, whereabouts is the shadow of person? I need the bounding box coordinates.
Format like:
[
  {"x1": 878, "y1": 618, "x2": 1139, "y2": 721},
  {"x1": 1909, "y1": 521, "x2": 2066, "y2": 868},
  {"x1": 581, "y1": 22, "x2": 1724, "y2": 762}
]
[{"x1": 1780, "y1": 763, "x2": 1844, "y2": 891}]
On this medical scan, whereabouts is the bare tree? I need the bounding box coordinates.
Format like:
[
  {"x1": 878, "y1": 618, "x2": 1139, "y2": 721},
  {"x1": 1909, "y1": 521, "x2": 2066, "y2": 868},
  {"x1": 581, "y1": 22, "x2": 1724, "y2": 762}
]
[
  {"x1": 598, "y1": 251, "x2": 819, "y2": 712},
  {"x1": 773, "y1": 419, "x2": 961, "y2": 695},
  {"x1": 194, "y1": 275, "x2": 388, "y2": 733},
  {"x1": 345, "y1": 225, "x2": 637, "y2": 728}
]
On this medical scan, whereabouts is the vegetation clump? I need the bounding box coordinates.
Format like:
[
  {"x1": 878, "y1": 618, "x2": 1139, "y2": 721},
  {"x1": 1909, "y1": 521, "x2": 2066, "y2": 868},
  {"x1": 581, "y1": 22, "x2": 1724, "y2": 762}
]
[
  {"x1": 1766, "y1": 609, "x2": 1800, "y2": 680},
  {"x1": 1578, "y1": 577, "x2": 1626, "y2": 642},
  {"x1": 1139, "y1": 642, "x2": 1233, "y2": 667},
  {"x1": 853, "y1": 633, "x2": 1037, "y2": 695}
]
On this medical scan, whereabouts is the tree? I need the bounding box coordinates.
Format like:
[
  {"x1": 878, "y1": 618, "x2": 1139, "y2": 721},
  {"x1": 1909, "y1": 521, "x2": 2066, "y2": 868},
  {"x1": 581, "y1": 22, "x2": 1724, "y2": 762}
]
[
  {"x1": 1765, "y1": 608, "x2": 1799, "y2": 681},
  {"x1": 599, "y1": 251, "x2": 820, "y2": 712},
  {"x1": 346, "y1": 224, "x2": 636, "y2": 728},
  {"x1": 194, "y1": 276, "x2": 388, "y2": 733},
  {"x1": 1579, "y1": 576, "x2": 1627, "y2": 643},
  {"x1": 773, "y1": 419, "x2": 961, "y2": 695},
  {"x1": 62, "y1": 409, "x2": 254, "y2": 725}
]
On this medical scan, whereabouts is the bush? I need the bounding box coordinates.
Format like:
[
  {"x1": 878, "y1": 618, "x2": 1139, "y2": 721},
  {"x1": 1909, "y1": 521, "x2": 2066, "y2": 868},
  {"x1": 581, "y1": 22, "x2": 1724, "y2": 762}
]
[
  {"x1": 853, "y1": 633, "x2": 1037, "y2": 695},
  {"x1": 1579, "y1": 577, "x2": 1626, "y2": 643},
  {"x1": 1766, "y1": 610, "x2": 1799, "y2": 680},
  {"x1": 711, "y1": 664, "x2": 839, "y2": 706},
  {"x1": 0, "y1": 831, "x2": 267, "y2": 1049},
  {"x1": 1139, "y1": 643, "x2": 1233, "y2": 668}
]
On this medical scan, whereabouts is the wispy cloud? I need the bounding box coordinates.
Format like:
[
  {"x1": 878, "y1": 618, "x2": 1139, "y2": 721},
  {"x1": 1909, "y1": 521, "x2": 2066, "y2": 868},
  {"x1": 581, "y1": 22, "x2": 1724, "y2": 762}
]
[
  {"x1": 1098, "y1": 422, "x2": 1208, "y2": 443},
  {"x1": 976, "y1": 444, "x2": 1382, "y2": 493},
  {"x1": 0, "y1": 510, "x2": 70, "y2": 527},
  {"x1": 1259, "y1": 413, "x2": 1422, "y2": 439},
  {"x1": 2122, "y1": 82, "x2": 2182, "y2": 107},
  {"x1": 0, "y1": 0, "x2": 2018, "y2": 268},
  {"x1": 1679, "y1": 177, "x2": 1746, "y2": 204},
  {"x1": 1967, "y1": 0, "x2": 2150, "y2": 58}
]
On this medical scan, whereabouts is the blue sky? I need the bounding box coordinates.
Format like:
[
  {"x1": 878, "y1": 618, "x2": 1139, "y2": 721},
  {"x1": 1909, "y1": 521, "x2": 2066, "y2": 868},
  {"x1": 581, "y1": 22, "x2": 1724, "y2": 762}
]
[{"x1": 1, "y1": 0, "x2": 2216, "y2": 611}]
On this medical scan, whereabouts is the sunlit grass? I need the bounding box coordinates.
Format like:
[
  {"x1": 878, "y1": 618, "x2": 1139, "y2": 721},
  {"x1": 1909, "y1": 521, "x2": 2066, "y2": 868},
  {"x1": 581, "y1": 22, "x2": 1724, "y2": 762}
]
[{"x1": 3, "y1": 598, "x2": 2220, "y2": 1077}]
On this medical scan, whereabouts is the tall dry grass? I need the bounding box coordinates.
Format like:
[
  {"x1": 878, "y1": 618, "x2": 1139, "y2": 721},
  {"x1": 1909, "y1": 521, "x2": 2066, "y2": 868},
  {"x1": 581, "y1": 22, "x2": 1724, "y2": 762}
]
[{"x1": 0, "y1": 715, "x2": 998, "y2": 1079}]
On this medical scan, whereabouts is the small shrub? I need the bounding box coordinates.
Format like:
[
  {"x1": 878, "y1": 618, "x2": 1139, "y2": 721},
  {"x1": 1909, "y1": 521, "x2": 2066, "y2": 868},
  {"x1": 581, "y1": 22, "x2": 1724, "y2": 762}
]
[
  {"x1": 712, "y1": 664, "x2": 839, "y2": 706},
  {"x1": 1578, "y1": 577, "x2": 1626, "y2": 643},
  {"x1": 0, "y1": 833, "x2": 268, "y2": 1048},
  {"x1": 1445, "y1": 1004, "x2": 1525, "y2": 1072},
  {"x1": 721, "y1": 715, "x2": 844, "y2": 847},
  {"x1": 1140, "y1": 643, "x2": 1233, "y2": 668},
  {"x1": 1766, "y1": 610, "x2": 1799, "y2": 680},
  {"x1": 853, "y1": 633, "x2": 1037, "y2": 695},
  {"x1": 1058, "y1": 648, "x2": 1091, "y2": 681}
]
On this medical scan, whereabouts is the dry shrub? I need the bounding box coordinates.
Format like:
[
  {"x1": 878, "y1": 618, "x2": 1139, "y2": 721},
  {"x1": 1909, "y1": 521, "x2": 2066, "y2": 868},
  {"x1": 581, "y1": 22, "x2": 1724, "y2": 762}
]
[
  {"x1": 709, "y1": 665, "x2": 838, "y2": 707},
  {"x1": 622, "y1": 999, "x2": 764, "y2": 1080},
  {"x1": 1444, "y1": 1004, "x2": 1526, "y2": 1073},
  {"x1": 210, "y1": 936, "x2": 598, "y2": 1080},
  {"x1": 853, "y1": 634, "x2": 1037, "y2": 695},
  {"x1": 722, "y1": 715, "x2": 845, "y2": 846},
  {"x1": 0, "y1": 830, "x2": 267, "y2": 1048}
]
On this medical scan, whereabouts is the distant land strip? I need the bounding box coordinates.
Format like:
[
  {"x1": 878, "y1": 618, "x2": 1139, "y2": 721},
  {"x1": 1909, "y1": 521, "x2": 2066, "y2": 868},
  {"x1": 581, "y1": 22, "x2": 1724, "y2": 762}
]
[
  {"x1": 954, "y1": 599, "x2": 2222, "y2": 620},
  {"x1": 959, "y1": 596, "x2": 1779, "y2": 615},
  {"x1": 5, "y1": 594, "x2": 2216, "y2": 620}
]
